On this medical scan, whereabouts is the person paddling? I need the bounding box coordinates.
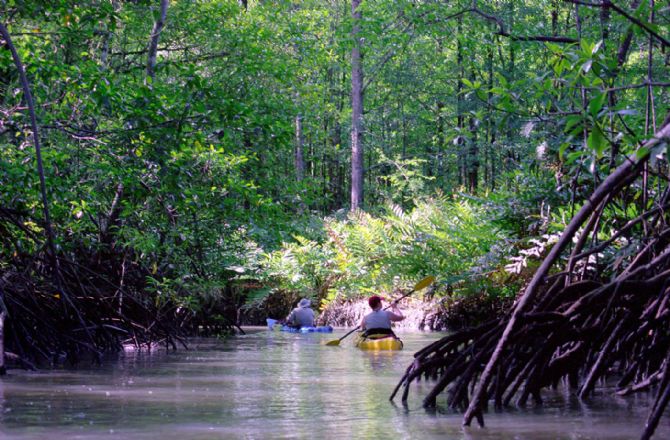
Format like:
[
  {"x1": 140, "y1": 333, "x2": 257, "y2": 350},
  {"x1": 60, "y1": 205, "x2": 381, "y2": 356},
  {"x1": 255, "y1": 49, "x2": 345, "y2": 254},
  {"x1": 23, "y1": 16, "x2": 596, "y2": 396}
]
[
  {"x1": 359, "y1": 295, "x2": 404, "y2": 337},
  {"x1": 285, "y1": 298, "x2": 315, "y2": 329}
]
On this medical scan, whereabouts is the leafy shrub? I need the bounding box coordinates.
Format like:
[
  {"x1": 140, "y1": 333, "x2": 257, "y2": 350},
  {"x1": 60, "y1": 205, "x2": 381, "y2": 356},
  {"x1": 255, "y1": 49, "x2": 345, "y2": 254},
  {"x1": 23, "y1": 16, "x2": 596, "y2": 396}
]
[
  {"x1": 485, "y1": 167, "x2": 568, "y2": 236},
  {"x1": 262, "y1": 194, "x2": 512, "y2": 305}
]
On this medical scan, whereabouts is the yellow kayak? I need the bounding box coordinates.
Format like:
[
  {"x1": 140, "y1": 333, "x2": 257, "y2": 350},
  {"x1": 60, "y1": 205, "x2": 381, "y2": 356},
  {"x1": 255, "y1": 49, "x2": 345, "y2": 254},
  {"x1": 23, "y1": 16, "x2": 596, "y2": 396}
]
[{"x1": 355, "y1": 334, "x2": 403, "y2": 351}]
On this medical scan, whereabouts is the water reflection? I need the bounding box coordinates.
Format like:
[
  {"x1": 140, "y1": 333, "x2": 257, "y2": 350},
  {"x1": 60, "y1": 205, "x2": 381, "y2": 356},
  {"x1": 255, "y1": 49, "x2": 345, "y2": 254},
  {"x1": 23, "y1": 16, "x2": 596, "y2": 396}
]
[
  {"x1": 362, "y1": 351, "x2": 399, "y2": 372},
  {"x1": 0, "y1": 330, "x2": 666, "y2": 439}
]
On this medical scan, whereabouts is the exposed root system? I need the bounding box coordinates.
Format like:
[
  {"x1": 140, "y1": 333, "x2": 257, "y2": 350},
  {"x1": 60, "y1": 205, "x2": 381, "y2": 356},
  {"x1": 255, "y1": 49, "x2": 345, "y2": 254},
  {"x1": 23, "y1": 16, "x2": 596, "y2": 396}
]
[{"x1": 393, "y1": 121, "x2": 670, "y2": 440}]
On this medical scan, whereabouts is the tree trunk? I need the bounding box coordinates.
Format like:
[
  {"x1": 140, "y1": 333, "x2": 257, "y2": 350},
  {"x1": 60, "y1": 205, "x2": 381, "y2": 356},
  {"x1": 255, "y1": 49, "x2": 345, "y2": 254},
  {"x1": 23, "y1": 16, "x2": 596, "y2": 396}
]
[
  {"x1": 331, "y1": 54, "x2": 347, "y2": 210},
  {"x1": 490, "y1": 132, "x2": 496, "y2": 191},
  {"x1": 331, "y1": 120, "x2": 344, "y2": 209},
  {"x1": 0, "y1": 310, "x2": 5, "y2": 375},
  {"x1": 350, "y1": 0, "x2": 364, "y2": 211},
  {"x1": 0, "y1": 23, "x2": 58, "y2": 275},
  {"x1": 551, "y1": 0, "x2": 559, "y2": 36},
  {"x1": 609, "y1": 0, "x2": 643, "y2": 169},
  {"x1": 486, "y1": 42, "x2": 496, "y2": 191},
  {"x1": 467, "y1": 116, "x2": 479, "y2": 194},
  {"x1": 600, "y1": 0, "x2": 610, "y2": 45},
  {"x1": 295, "y1": 114, "x2": 305, "y2": 182},
  {"x1": 146, "y1": 0, "x2": 169, "y2": 80},
  {"x1": 505, "y1": 2, "x2": 516, "y2": 174},
  {"x1": 456, "y1": 17, "x2": 465, "y2": 188},
  {"x1": 435, "y1": 101, "x2": 445, "y2": 182}
]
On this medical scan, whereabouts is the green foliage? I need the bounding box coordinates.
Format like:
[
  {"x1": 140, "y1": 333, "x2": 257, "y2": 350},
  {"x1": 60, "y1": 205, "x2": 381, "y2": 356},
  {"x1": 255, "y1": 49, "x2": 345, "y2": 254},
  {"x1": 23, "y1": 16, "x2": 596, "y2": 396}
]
[
  {"x1": 485, "y1": 167, "x2": 568, "y2": 236},
  {"x1": 0, "y1": 0, "x2": 326, "y2": 316},
  {"x1": 1, "y1": 0, "x2": 668, "y2": 326},
  {"x1": 373, "y1": 149, "x2": 434, "y2": 208},
  {"x1": 263, "y1": 194, "x2": 511, "y2": 304}
]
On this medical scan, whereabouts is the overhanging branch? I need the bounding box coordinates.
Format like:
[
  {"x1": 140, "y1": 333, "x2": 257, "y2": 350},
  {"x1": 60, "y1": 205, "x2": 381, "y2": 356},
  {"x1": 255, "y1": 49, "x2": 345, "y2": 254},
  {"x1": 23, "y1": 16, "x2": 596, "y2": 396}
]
[{"x1": 563, "y1": 0, "x2": 670, "y2": 48}]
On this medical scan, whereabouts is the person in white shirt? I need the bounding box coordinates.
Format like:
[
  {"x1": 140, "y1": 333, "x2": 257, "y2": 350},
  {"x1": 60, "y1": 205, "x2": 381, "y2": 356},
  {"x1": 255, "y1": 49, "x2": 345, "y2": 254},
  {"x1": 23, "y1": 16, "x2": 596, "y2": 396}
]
[{"x1": 359, "y1": 295, "x2": 404, "y2": 337}]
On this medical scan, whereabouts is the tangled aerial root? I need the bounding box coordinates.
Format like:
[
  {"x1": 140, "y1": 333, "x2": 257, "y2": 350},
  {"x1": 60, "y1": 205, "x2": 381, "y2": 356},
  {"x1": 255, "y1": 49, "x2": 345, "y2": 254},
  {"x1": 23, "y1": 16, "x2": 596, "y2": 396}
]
[{"x1": 393, "y1": 121, "x2": 670, "y2": 440}]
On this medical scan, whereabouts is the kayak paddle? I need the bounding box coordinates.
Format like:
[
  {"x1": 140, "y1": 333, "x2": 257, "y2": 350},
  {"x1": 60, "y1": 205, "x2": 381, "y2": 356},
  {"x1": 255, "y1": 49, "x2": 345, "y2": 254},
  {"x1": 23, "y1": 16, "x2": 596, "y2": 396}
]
[{"x1": 323, "y1": 275, "x2": 435, "y2": 347}]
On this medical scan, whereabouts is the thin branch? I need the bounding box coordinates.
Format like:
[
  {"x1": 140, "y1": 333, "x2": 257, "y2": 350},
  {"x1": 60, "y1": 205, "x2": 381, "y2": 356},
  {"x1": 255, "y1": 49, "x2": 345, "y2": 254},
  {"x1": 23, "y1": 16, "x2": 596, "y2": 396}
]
[
  {"x1": 470, "y1": 7, "x2": 578, "y2": 43},
  {"x1": 562, "y1": 0, "x2": 670, "y2": 47},
  {"x1": 608, "y1": 81, "x2": 670, "y2": 92},
  {"x1": 0, "y1": 23, "x2": 58, "y2": 274},
  {"x1": 112, "y1": 44, "x2": 198, "y2": 57}
]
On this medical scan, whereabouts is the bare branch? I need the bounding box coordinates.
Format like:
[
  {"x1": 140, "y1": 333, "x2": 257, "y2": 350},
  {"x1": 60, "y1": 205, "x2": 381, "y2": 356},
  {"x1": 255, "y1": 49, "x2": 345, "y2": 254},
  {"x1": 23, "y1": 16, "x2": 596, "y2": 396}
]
[
  {"x1": 470, "y1": 7, "x2": 578, "y2": 43},
  {"x1": 563, "y1": 0, "x2": 670, "y2": 47}
]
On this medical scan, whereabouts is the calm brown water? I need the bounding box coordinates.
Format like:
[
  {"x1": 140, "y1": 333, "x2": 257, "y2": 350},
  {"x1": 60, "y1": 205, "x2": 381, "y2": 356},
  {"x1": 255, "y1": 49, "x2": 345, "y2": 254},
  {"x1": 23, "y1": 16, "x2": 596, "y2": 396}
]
[{"x1": 0, "y1": 329, "x2": 667, "y2": 439}]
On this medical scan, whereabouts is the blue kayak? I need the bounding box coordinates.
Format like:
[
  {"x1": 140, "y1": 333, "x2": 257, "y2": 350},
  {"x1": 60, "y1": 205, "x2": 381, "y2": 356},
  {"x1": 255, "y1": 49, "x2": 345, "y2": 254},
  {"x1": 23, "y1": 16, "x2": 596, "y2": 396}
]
[
  {"x1": 266, "y1": 318, "x2": 333, "y2": 333},
  {"x1": 280, "y1": 325, "x2": 333, "y2": 333}
]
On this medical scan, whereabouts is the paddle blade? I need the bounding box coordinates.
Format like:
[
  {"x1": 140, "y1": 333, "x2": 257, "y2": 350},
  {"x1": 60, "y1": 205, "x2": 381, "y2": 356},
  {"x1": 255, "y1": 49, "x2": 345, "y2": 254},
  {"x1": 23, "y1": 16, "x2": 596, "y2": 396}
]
[
  {"x1": 413, "y1": 276, "x2": 435, "y2": 292},
  {"x1": 324, "y1": 339, "x2": 341, "y2": 346}
]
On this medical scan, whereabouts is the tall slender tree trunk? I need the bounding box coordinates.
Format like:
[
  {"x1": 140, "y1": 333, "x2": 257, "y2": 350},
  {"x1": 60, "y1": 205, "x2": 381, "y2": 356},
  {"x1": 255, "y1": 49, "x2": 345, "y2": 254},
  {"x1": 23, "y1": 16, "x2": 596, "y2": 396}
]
[
  {"x1": 551, "y1": 0, "x2": 559, "y2": 36},
  {"x1": 600, "y1": 1, "x2": 610, "y2": 45},
  {"x1": 100, "y1": 1, "x2": 119, "y2": 67},
  {"x1": 505, "y1": 2, "x2": 516, "y2": 173},
  {"x1": 332, "y1": 122, "x2": 344, "y2": 209},
  {"x1": 435, "y1": 101, "x2": 445, "y2": 182},
  {"x1": 0, "y1": 24, "x2": 57, "y2": 274},
  {"x1": 0, "y1": 288, "x2": 5, "y2": 375},
  {"x1": 467, "y1": 116, "x2": 479, "y2": 193},
  {"x1": 322, "y1": 116, "x2": 329, "y2": 213},
  {"x1": 307, "y1": 131, "x2": 314, "y2": 178},
  {"x1": 486, "y1": 43, "x2": 495, "y2": 191},
  {"x1": 401, "y1": 99, "x2": 407, "y2": 158},
  {"x1": 609, "y1": 0, "x2": 642, "y2": 169},
  {"x1": 295, "y1": 114, "x2": 305, "y2": 181},
  {"x1": 323, "y1": 2, "x2": 346, "y2": 211},
  {"x1": 350, "y1": 0, "x2": 364, "y2": 211},
  {"x1": 642, "y1": 0, "x2": 656, "y2": 233},
  {"x1": 490, "y1": 132, "x2": 496, "y2": 191},
  {"x1": 456, "y1": 18, "x2": 465, "y2": 188},
  {"x1": 330, "y1": 55, "x2": 347, "y2": 210},
  {"x1": 146, "y1": 0, "x2": 169, "y2": 80}
]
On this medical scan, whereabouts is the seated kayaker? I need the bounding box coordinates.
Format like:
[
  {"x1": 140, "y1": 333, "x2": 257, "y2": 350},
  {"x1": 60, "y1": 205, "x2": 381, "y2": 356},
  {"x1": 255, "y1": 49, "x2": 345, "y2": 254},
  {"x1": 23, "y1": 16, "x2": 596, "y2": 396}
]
[
  {"x1": 285, "y1": 298, "x2": 315, "y2": 329},
  {"x1": 359, "y1": 295, "x2": 404, "y2": 338}
]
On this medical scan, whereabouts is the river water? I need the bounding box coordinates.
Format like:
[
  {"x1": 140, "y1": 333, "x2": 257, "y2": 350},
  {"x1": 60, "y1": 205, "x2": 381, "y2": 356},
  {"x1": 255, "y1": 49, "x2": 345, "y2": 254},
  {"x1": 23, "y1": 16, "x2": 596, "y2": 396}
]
[{"x1": 0, "y1": 329, "x2": 667, "y2": 439}]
